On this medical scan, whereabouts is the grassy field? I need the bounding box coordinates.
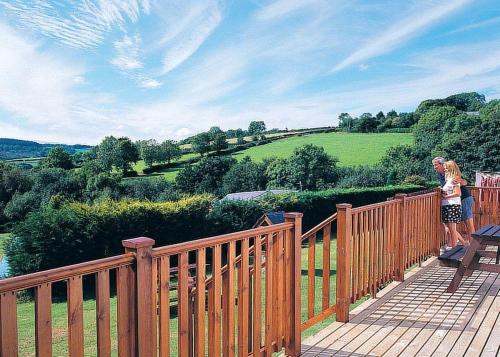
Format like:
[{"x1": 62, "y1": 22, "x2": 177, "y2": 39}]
[
  {"x1": 137, "y1": 132, "x2": 412, "y2": 180},
  {"x1": 11, "y1": 238, "x2": 357, "y2": 355},
  {"x1": 231, "y1": 132, "x2": 412, "y2": 166}
]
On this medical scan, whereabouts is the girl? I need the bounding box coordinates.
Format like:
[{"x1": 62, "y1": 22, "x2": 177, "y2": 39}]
[{"x1": 441, "y1": 160, "x2": 467, "y2": 249}]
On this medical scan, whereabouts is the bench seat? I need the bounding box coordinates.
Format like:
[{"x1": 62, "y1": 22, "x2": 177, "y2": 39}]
[{"x1": 438, "y1": 246, "x2": 466, "y2": 268}]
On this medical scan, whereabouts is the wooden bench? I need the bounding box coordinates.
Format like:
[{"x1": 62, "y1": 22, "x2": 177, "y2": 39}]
[
  {"x1": 446, "y1": 224, "x2": 500, "y2": 293},
  {"x1": 438, "y1": 245, "x2": 467, "y2": 268}
]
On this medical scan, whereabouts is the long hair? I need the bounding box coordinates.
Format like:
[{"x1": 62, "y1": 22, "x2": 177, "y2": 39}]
[{"x1": 444, "y1": 160, "x2": 462, "y2": 181}]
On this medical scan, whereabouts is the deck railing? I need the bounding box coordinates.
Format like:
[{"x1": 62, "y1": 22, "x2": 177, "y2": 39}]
[
  {"x1": 300, "y1": 213, "x2": 337, "y2": 331},
  {"x1": 0, "y1": 253, "x2": 136, "y2": 356},
  {"x1": 0, "y1": 187, "x2": 497, "y2": 355},
  {"x1": 0, "y1": 213, "x2": 303, "y2": 357}
]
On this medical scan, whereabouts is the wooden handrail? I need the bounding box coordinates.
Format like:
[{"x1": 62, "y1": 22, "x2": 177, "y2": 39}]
[
  {"x1": 0, "y1": 253, "x2": 135, "y2": 293},
  {"x1": 152, "y1": 222, "x2": 293, "y2": 257},
  {"x1": 302, "y1": 213, "x2": 337, "y2": 241},
  {"x1": 351, "y1": 198, "x2": 399, "y2": 213}
]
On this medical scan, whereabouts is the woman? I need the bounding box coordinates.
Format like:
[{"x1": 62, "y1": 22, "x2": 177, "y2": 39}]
[{"x1": 441, "y1": 160, "x2": 467, "y2": 249}]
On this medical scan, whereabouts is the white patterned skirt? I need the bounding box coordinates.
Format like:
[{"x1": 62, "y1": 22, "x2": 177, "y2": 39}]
[{"x1": 441, "y1": 204, "x2": 462, "y2": 223}]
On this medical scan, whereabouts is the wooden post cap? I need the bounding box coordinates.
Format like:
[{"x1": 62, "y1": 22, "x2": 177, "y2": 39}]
[
  {"x1": 122, "y1": 237, "x2": 155, "y2": 249},
  {"x1": 394, "y1": 193, "x2": 408, "y2": 199},
  {"x1": 336, "y1": 203, "x2": 352, "y2": 209},
  {"x1": 284, "y1": 212, "x2": 303, "y2": 218}
]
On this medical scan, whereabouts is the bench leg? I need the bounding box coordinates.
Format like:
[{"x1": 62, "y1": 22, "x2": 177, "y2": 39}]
[
  {"x1": 446, "y1": 239, "x2": 484, "y2": 293},
  {"x1": 447, "y1": 265, "x2": 466, "y2": 293}
]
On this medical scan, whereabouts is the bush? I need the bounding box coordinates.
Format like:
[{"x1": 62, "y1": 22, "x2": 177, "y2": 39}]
[
  {"x1": 403, "y1": 175, "x2": 427, "y2": 186},
  {"x1": 6, "y1": 184, "x2": 426, "y2": 276},
  {"x1": 7, "y1": 195, "x2": 215, "y2": 276},
  {"x1": 337, "y1": 165, "x2": 389, "y2": 188}
]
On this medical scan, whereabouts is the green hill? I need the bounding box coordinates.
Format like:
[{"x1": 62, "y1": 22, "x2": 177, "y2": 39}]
[
  {"x1": 230, "y1": 132, "x2": 413, "y2": 166},
  {"x1": 0, "y1": 138, "x2": 92, "y2": 160}
]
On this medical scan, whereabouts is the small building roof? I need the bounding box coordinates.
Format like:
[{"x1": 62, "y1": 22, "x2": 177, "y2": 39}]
[{"x1": 222, "y1": 190, "x2": 292, "y2": 201}]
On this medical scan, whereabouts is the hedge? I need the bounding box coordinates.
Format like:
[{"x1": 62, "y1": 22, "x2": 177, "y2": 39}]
[{"x1": 6, "y1": 184, "x2": 425, "y2": 276}]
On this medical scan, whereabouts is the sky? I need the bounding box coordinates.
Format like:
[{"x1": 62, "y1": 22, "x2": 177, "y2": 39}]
[{"x1": 0, "y1": 0, "x2": 500, "y2": 144}]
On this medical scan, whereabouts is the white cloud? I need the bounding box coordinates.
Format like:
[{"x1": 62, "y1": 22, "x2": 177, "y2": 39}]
[
  {"x1": 111, "y1": 34, "x2": 143, "y2": 70},
  {"x1": 157, "y1": 1, "x2": 223, "y2": 74},
  {"x1": 139, "y1": 77, "x2": 162, "y2": 89},
  {"x1": 444, "y1": 15, "x2": 500, "y2": 36},
  {"x1": 255, "y1": 0, "x2": 320, "y2": 21},
  {"x1": 0, "y1": 22, "x2": 80, "y2": 125},
  {"x1": 0, "y1": 0, "x2": 150, "y2": 48},
  {"x1": 331, "y1": 0, "x2": 472, "y2": 73}
]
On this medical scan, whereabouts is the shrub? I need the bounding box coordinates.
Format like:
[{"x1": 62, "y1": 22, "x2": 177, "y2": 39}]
[
  {"x1": 6, "y1": 185, "x2": 426, "y2": 276},
  {"x1": 337, "y1": 165, "x2": 389, "y2": 188},
  {"x1": 7, "y1": 195, "x2": 216, "y2": 276},
  {"x1": 403, "y1": 175, "x2": 427, "y2": 186}
]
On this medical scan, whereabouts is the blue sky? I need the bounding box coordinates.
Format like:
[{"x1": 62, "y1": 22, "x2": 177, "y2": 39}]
[{"x1": 0, "y1": 0, "x2": 499, "y2": 144}]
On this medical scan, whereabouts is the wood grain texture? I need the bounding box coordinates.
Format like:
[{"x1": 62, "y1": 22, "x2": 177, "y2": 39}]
[{"x1": 35, "y1": 283, "x2": 52, "y2": 357}]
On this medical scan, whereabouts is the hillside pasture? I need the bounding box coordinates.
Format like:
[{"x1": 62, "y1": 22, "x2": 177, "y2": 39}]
[{"x1": 231, "y1": 132, "x2": 413, "y2": 166}]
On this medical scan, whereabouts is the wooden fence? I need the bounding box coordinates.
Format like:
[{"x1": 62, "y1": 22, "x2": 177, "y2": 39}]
[
  {"x1": 335, "y1": 186, "x2": 499, "y2": 322},
  {"x1": 0, "y1": 187, "x2": 498, "y2": 355},
  {"x1": 0, "y1": 213, "x2": 303, "y2": 357}
]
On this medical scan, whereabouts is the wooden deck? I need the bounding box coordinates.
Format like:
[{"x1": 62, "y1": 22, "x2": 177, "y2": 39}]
[{"x1": 301, "y1": 257, "x2": 500, "y2": 356}]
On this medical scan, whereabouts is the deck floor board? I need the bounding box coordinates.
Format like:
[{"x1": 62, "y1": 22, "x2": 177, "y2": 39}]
[{"x1": 302, "y1": 258, "x2": 500, "y2": 356}]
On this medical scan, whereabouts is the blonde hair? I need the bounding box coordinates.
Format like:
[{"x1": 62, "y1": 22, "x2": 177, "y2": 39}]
[{"x1": 444, "y1": 160, "x2": 462, "y2": 181}]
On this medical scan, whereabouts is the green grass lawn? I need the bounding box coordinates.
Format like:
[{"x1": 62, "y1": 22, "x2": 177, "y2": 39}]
[{"x1": 231, "y1": 132, "x2": 412, "y2": 166}]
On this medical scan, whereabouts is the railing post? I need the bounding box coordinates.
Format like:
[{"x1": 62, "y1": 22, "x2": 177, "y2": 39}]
[
  {"x1": 394, "y1": 194, "x2": 407, "y2": 281},
  {"x1": 122, "y1": 237, "x2": 156, "y2": 357},
  {"x1": 284, "y1": 212, "x2": 303, "y2": 357},
  {"x1": 336, "y1": 204, "x2": 352, "y2": 323},
  {"x1": 434, "y1": 187, "x2": 443, "y2": 255}
]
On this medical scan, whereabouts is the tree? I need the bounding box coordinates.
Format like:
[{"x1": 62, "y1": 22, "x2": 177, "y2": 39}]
[
  {"x1": 42, "y1": 146, "x2": 73, "y2": 170},
  {"x1": 160, "y1": 140, "x2": 181, "y2": 163},
  {"x1": 354, "y1": 113, "x2": 377, "y2": 133},
  {"x1": 138, "y1": 139, "x2": 160, "y2": 168},
  {"x1": 175, "y1": 156, "x2": 236, "y2": 196},
  {"x1": 192, "y1": 133, "x2": 211, "y2": 156},
  {"x1": 117, "y1": 137, "x2": 140, "y2": 172},
  {"x1": 221, "y1": 157, "x2": 266, "y2": 195},
  {"x1": 95, "y1": 136, "x2": 139, "y2": 173},
  {"x1": 211, "y1": 132, "x2": 228, "y2": 152},
  {"x1": 265, "y1": 145, "x2": 338, "y2": 190},
  {"x1": 208, "y1": 126, "x2": 224, "y2": 140},
  {"x1": 338, "y1": 113, "x2": 354, "y2": 131},
  {"x1": 248, "y1": 121, "x2": 266, "y2": 136}
]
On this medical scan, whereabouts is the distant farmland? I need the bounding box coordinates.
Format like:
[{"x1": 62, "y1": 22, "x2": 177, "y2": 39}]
[
  {"x1": 135, "y1": 132, "x2": 412, "y2": 180},
  {"x1": 231, "y1": 132, "x2": 413, "y2": 166}
]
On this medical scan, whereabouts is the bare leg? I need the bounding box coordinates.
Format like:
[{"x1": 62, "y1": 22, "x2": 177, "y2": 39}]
[
  {"x1": 446, "y1": 223, "x2": 458, "y2": 247},
  {"x1": 448, "y1": 223, "x2": 467, "y2": 246},
  {"x1": 464, "y1": 218, "x2": 475, "y2": 243},
  {"x1": 443, "y1": 223, "x2": 451, "y2": 247}
]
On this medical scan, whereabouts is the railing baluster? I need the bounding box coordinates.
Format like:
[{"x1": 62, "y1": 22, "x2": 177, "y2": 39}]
[
  {"x1": 35, "y1": 283, "x2": 52, "y2": 357},
  {"x1": 223, "y1": 242, "x2": 235, "y2": 357},
  {"x1": 178, "y1": 252, "x2": 190, "y2": 357},
  {"x1": 322, "y1": 223, "x2": 331, "y2": 309},
  {"x1": 265, "y1": 233, "x2": 275, "y2": 351},
  {"x1": 307, "y1": 235, "x2": 315, "y2": 319},
  {"x1": 253, "y1": 236, "x2": 263, "y2": 356},
  {"x1": 96, "y1": 270, "x2": 111, "y2": 357},
  {"x1": 1, "y1": 291, "x2": 18, "y2": 357},
  {"x1": 238, "y1": 239, "x2": 250, "y2": 356},
  {"x1": 67, "y1": 275, "x2": 84, "y2": 357},
  {"x1": 211, "y1": 245, "x2": 222, "y2": 357},
  {"x1": 117, "y1": 266, "x2": 133, "y2": 357},
  {"x1": 195, "y1": 250, "x2": 205, "y2": 357},
  {"x1": 159, "y1": 256, "x2": 170, "y2": 357},
  {"x1": 351, "y1": 213, "x2": 358, "y2": 302}
]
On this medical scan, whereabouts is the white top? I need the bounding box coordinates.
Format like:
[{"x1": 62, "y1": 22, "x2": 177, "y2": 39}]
[{"x1": 441, "y1": 178, "x2": 461, "y2": 206}]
